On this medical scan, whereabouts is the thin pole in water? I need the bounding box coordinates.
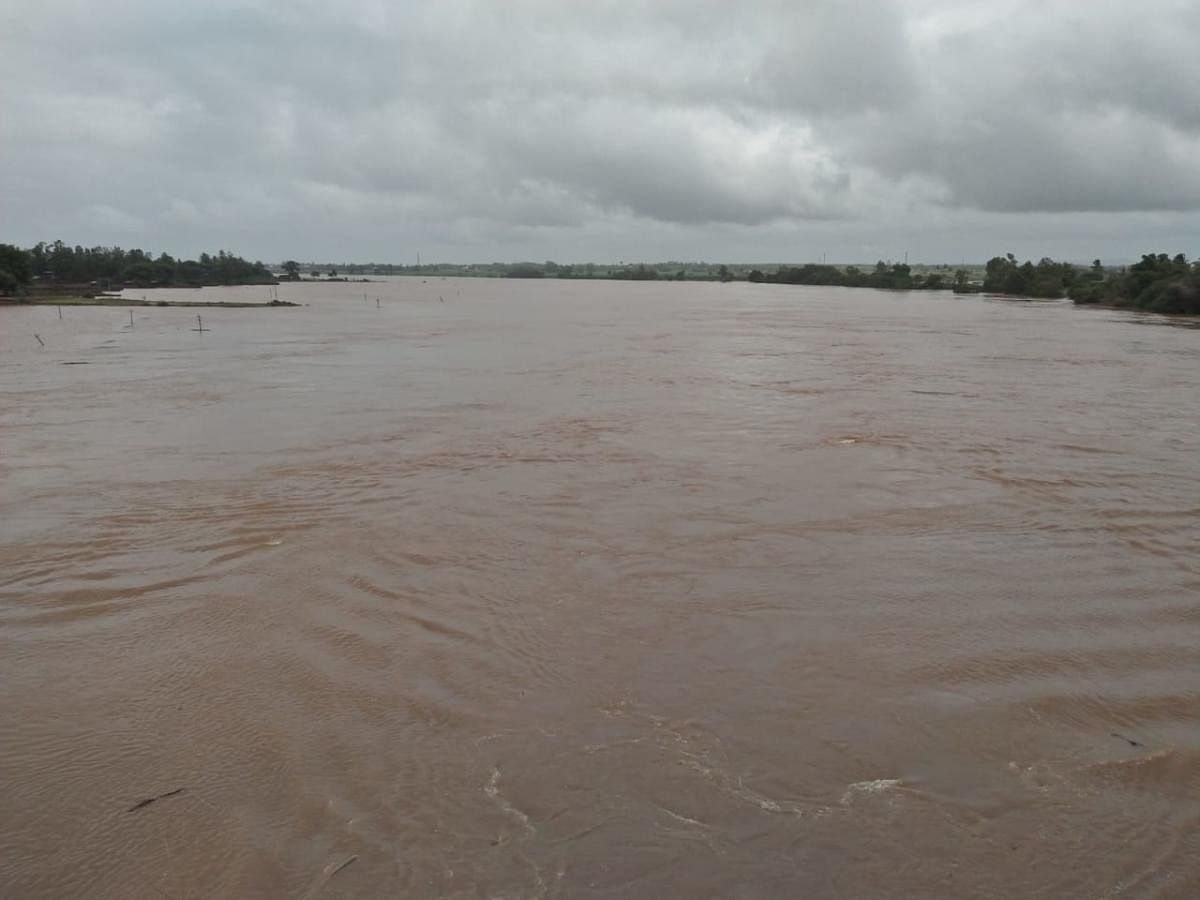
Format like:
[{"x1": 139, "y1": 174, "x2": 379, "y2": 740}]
[
  {"x1": 376, "y1": 297, "x2": 380, "y2": 308},
  {"x1": 34, "y1": 334, "x2": 44, "y2": 348},
  {"x1": 130, "y1": 309, "x2": 134, "y2": 328},
  {"x1": 58, "y1": 306, "x2": 63, "y2": 319}
]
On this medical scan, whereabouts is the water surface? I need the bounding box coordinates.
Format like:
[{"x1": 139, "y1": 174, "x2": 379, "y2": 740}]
[{"x1": 2, "y1": 279, "x2": 1198, "y2": 897}]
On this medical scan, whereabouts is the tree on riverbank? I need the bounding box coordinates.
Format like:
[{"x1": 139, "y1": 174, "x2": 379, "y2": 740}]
[
  {"x1": 750, "y1": 261, "x2": 921, "y2": 290},
  {"x1": 612, "y1": 264, "x2": 660, "y2": 280},
  {"x1": 982, "y1": 254, "x2": 1078, "y2": 298},
  {"x1": 1069, "y1": 253, "x2": 1200, "y2": 314},
  {"x1": 0, "y1": 243, "x2": 32, "y2": 295},
  {"x1": 9, "y1": 241, "x2": 275, "y2": 289}
]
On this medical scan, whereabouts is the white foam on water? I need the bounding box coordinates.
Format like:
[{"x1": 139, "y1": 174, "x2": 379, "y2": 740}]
[{"x1": 841, "y1": 778, "x2": 903, "y2": 804}]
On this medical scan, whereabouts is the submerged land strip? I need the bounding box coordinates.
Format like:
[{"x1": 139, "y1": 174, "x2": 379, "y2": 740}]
[{"x1": 8, "y1": 293, "x2": 297, "y2": 308}]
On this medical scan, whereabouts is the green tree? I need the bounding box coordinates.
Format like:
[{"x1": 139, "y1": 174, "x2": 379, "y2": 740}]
[
  {"x1": 282, "y1": 260, "x2": 300, "y2": 279},
  {"x1": 0, "y1": 243, "x2": 33, "y2": 290},
  {"x1": 505, "y1": 263, "x2": 544, "y2": 278}
]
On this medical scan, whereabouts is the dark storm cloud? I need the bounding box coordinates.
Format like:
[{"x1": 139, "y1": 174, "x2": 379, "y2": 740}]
[{"x1": 1, "y1": 0, "x2": 1198, "y2": 260}]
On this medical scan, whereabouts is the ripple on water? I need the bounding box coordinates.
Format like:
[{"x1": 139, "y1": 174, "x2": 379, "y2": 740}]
[{"x1": 3, "y1": 280, "x2": 1200, "y2": 897}]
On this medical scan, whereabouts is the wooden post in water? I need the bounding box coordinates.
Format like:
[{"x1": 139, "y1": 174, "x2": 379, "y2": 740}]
[
  {"x1": 34, "y1": 334, "x2": 45, "y2": 348},
  {"x1": 129, "y1": 309, "x2": 134, "y2": 329},
  {"x1": 58, "y1": 306, "x2": 63, "y2": 319}
]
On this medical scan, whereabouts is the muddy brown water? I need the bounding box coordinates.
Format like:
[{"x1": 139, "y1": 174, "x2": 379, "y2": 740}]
[{"x1": 1, "y1": 279, "x2": 1198, "y2": 898}]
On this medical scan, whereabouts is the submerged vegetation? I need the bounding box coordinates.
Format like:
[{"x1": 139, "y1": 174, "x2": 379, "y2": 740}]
[
  {"x1": 0, "y1": 241, "x2": 275, "y2": 297},
  {"x1": 973, "y1": 252, "x2": 1199, "y2": 313},
  {"x1": 981, "y1": 254, "x2": 1080, "y2": 298},
  {"x1": 1067, "y1": 253, "x2": 1200, "y2": 314}
]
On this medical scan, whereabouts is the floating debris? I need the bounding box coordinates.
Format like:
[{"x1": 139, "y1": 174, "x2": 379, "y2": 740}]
[
  {"x1": 127, "y1": 787, "x2": 185, "y2": 812},
  {"x1": 1111, "y1": 732, "x2": 1144, "y2": 748},
  {"x1": 301, "y1": 854, "x2": 358, "y2": 900}
]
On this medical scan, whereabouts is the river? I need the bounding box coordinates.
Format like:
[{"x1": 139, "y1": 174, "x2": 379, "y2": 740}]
[{"x1": 2, "y1": 278, "x2": 1198, "y2": 898}]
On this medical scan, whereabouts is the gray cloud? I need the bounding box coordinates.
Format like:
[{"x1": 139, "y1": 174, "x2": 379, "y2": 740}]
[{"x1": 2, "y1": 0, "x2": 1199, "y2": 261}]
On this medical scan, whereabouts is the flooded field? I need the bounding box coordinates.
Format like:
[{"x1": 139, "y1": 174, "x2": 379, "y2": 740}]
[{"x1": 2, "y1": 278, "x2": 1198, "y2": 898}]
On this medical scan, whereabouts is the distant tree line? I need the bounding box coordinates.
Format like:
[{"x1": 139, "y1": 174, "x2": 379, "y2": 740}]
[
  {"x1": 0, "y1": 240, "x2": 275, "y2": 295},
  {"x1": 748, "y1": 261, "x2": 970, "y2": 292},
  {"x1": 407, "y1": 261, "x2": 739, "y2": 280},
  {"x1": 505, "y1": 261, "x2": 690, "y2": 280},
  {"x1": 745, "y1": 253, "x2": 1199, "y2": 314},
  {"x1": 6, "y1": 240, "x2": 1197, "y2": 314},
  {"x1": 503, "y1": 263, "x2": 545, "y2": 278},
  {"x1": 611, "y1": 263, "x2": 693, "y2": 281}
]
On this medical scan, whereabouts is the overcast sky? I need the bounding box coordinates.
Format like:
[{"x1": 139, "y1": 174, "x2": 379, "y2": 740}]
[{"x1": 2, "y1": 0, "x2": 1198, "y2": 264}]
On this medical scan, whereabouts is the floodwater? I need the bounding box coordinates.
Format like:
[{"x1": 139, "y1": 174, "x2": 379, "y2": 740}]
[{"x1": 1, "y1": 278, "x2": 1198, "y2": 898}]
